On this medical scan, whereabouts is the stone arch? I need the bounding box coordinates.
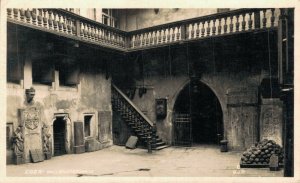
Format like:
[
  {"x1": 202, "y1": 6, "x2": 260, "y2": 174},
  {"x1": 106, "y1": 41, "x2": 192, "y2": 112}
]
[{"x1": 172, "y1": 78, "x2": 225, "y2": 144}]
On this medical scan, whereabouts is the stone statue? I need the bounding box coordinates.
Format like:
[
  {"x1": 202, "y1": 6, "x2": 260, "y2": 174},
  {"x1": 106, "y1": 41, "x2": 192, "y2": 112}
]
[
  {"x1": 12, "y1": 126, "x2": 24, "y2": 157},
  {"x1": 42, "y1": 125, "x2": 51, "y2": 155},
  {"x1": 25, "y1": 87, "x2": 35, "y2": 105}
]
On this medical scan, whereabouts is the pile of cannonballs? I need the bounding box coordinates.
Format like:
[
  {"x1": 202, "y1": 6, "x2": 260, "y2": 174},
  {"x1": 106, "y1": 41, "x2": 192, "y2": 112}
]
[{"x1": 240, "y1": 139, "x2": 284, "y2": 165}]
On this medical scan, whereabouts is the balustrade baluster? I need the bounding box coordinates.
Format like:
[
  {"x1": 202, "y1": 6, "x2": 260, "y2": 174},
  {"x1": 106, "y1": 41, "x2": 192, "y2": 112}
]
[
  {"x1": 223, "y1": 17, "x2": 228, "y2": 33},
  {"x1": 83, "y1": 23, "x2": 88, "y2": 38},
  {"x1": 20, "y1": 9, "x2": 25, "y2": 22},
  {"x1": 79, "y1": 22, "x2": 84, "y2": 37},
  {"x1": 242, "y1": 13, "x2": 246, "y2": 31},
  {"x1": 142, "y1": 33, "x2": 145, "y2": 46},
  {"x1": 133, "y1": 35, "x2": 137, "y2": 46},
  {"x1": 32, "y1": 9, "x2": 37, "y2": 25},
  {"x1": 87, "y1": 24, "x2": 91, "y2": 39},
  {"x1": 94, "y1": 28, "x2": 98, "y2": 41},
  {"x1": 92, "y1": 26, "x2": 96, "y2": 41},
  {"x1": 7, "y1": 9, "x2": 12, "y2": 19},
  {"x1": 201, "y1": 21, "x2": 205, "y2": 37},
  {"x1": 58, "y1": 14, "x2": 63, "y2": 32},
  {"x1": 154, "y1": 31, "x2": 158, "y2": 44},
  {"x1": 150, "y1": 31, "x2": 154, "y2": 45},
  {"x1": 176, "y1": 26, "x2": 180, "y2": 41},
  {"x1": 229, "y1": 16, "x2": 233, "y2": 33},
  {"x1": 138, "y1": 34, "x2": 142, "y2": 46},
  {"x1": 163, "y1": 29, "x2": 166, "y2": 43},
  {"x1": 146, "y1": 32, "x2": 150, "y2": 45},
  {"x1": 167, "y1": 28, "x2": 171, "y2": 42},
  {"x1": 38, "y1": 9, "x2": 43, "y2": 26},
  {"x1": 191, "y1": 23, "x2": 195, "y2": 39},
  {"x1": 53, "y1": 11, "x2": 58, "y2": 31},
  {"x1": 67, "y1": 17, "x2": 71, "y2": 34},
  {"x1": 43, "y1": 9, "x2": 48, "y2": 28},
  {"x1": 48, "y1": 10, "x2": 53, "y2": 29},
  {"x1": 217, "y1": 18, "x2": 222, "y2": 35},
  {"x1": 212, "y1": 19, "x2": 216, "y2": 35},
  {"x1": 270, "y1": 9, "x2": 275, "y2": 27},
  {"x1": 13, "y1": 8, "x2": 19, "y2": 20},
  {"x1": 99, "y1": 28, "x2": 103, "y2": 41},
  {"x1": 196, "y1": 22, "x2": 200, "y2": 38},
  {"x1": 64, "y1": 15, "x2": 68, "y2": 32},
  {"x1": 158, "y1": 30, "x2": 162, "y2": 44},
  {"x1": 131, "y1": 35, "x2": 135, "y2": 48},
  {"x1": 248, "y1": 12, "x2": 253, "y2": 30},
  {"x1": 235, "y1": 15, "x2": 240, "y2": 32},
  {"x1": 262, "y1": 9, "x2": 267, "y2": 28},
  {"x1": 25, "y1": 9, "x2": 31, "y2": 23},
  {"x1": 185, "y1": 24, "x2": 190, "y2": 39},
  {"x1": 72, "y1": 19, "x2": 76, "y2": 35},
  {"x1": 171, "y1": 27, "x2": 175, "y2": 41},
  {"x1": 206, "y1": 20, "x2": 211, "y2": 36}
]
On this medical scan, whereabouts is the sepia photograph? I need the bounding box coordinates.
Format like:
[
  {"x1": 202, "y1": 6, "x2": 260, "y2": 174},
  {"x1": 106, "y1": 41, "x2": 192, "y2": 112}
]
[{"x1": 1, "y1": 1, "x2": 298, "y2": 182}]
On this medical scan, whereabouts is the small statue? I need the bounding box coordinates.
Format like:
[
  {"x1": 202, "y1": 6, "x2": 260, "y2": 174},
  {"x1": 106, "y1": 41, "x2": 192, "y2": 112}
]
[
  {"x1": 12, "y1": 126, "x2": 24, "y2": 157},
  {"x1": 42, "y1": 125, "x2": 51, "y2": 154},
  {"x1": 25, "y1": 87, "x2": 35, "y2": 105}
]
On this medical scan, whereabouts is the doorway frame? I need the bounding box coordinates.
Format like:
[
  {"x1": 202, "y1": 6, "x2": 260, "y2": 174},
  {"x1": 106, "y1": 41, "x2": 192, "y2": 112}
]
[
  {"x1": 172, "y1": 79, "x2": 225, "y2": 146},
  {"x1": 51, "y1": 113, "x2": 72, "y2": 156}
]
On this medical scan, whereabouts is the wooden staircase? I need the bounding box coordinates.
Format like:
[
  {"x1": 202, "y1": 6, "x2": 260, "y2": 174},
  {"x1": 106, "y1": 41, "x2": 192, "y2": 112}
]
[{"x1": 112, "y1": 84, "x2": 168, "y2": 150}]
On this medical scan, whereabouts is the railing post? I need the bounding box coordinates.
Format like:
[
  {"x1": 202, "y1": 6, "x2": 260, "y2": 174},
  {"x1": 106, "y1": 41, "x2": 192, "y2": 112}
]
[{"x1": 254, "y1": 10, "x2": 261, "y2": 29}]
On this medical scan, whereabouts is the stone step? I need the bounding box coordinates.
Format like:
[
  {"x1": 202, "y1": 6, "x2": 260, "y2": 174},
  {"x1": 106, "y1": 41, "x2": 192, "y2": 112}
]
[{"x1": 153, "y1": 145, "x2": 169, "y2": 150}]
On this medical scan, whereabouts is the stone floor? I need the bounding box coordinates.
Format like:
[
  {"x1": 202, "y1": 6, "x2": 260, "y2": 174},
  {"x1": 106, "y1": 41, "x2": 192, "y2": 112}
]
[{"x1": 7, "y1": 145, "x2": 284, "y2": 178}]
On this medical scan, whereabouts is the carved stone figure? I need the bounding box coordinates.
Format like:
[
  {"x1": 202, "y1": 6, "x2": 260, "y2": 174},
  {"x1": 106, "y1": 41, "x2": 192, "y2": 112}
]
[
  {"x1": 25, "y1": 87, "x2": 35, "y2": 105},
  {"x1": 42, "y1": 125, "x2": 51, "y2": 154},
  {"x1": 12, "y1": 126, "x2": 24, "y2": 157}
]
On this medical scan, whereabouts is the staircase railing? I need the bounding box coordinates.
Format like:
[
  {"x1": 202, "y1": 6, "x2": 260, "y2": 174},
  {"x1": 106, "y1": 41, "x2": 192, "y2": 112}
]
[{"x1": 112, "y1": 84, "x2": 157, "y2": 148}]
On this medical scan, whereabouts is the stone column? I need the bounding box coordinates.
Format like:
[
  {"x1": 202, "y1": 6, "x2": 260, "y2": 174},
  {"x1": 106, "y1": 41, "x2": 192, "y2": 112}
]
[
  {"x1": 73, "y1": 121, "x2": 85, "y2": 154},
  {"x1": 260, "y1": 98, "x2": 283, "y2": 146}
]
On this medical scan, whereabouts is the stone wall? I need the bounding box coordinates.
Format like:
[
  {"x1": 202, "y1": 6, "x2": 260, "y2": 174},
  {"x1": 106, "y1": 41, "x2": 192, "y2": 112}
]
[{"x1": 6, "y1": 38, "x2": 113, "y2": 164}]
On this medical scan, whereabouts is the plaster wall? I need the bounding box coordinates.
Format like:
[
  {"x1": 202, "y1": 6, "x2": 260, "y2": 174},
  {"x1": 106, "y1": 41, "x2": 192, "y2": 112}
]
[
  {"x1": 6, "y1": 47, "x2": 113, "y2": 163},
  {"x1": 130, "y1": 71, "x2": 265, "y2": 150}
]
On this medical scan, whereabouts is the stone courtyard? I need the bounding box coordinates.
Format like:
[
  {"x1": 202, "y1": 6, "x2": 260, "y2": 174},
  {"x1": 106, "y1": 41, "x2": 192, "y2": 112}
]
[{"x1": 7, "y1": 145, "x2": 283, "y2": 177}]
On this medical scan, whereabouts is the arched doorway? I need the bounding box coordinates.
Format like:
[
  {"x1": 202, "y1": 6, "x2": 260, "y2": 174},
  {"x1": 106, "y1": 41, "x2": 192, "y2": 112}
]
[
  {"x1": 173, "y1": 80, "x2": 223, "y2": 146},
  {"x1": 53, "y1": 117, "x2": 67, "y2": 156}
]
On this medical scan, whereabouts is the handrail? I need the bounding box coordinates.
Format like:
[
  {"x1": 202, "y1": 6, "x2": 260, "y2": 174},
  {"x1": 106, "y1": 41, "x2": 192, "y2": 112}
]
[{"x1": 112, "y1": 84, "x2": 153, "y2": 127}]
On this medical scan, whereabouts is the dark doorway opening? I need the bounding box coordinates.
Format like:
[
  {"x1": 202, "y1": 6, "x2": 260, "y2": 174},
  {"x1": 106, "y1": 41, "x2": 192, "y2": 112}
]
[
  {"x1": 173, "y1": 81, "x2": 223, "y2": 146},
  {"x1": 53, "y1": 117, "x2": 66, "y2": 156}
]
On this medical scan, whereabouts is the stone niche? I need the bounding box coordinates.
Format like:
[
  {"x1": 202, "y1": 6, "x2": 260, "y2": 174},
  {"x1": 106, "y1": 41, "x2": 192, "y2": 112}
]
[
  {"x1": 260, "y1": 98, "x2": 283, "y2": 146},
  {"x1": 19, "y1": 106, "x2": 43, "y2": 163}
]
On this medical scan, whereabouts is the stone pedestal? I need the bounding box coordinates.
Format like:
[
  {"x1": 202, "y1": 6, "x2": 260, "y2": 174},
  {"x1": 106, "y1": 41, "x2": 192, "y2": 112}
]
[
  {"x1": 44, "y1": 152, "x2": 52, "y2": 160},
  {"x1": 73, "y1": 121, "x2": 85, "y2": 154},
  {"x1": 19, "y1": 105, "x2": 43, "y2": 163},
  {"x1": 260, "y1": 98, "x2": 283, "y2": 146},
  {"x1": 15, "y1": 155, "x2": 25, "y2": 165}
]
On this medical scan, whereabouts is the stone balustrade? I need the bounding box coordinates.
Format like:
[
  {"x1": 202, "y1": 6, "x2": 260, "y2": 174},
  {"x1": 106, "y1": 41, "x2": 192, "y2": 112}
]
[
  {"x1": 7, "y1": 8, "x2": 127, "y2": 50},
  {"x1": 7, "y1": 8, "x2": 280, "y2": 52},
  {"x1": 128, "y1": 8, "x2": 280, "y2": 50}
]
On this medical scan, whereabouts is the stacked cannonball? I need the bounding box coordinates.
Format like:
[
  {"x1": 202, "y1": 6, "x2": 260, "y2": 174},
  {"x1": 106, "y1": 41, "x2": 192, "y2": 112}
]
[{"x1": 240, "y1": 139, "x2": 284, "y2": 165}]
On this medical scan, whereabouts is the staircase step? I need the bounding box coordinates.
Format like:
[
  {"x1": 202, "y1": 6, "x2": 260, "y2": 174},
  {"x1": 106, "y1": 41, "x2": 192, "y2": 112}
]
[
  {"x1": 152, "y1": 141, "x2": 166, "y2": 147},
  {"x1": 154, "y1": 145, "x2": 169, "y2": 150}
]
